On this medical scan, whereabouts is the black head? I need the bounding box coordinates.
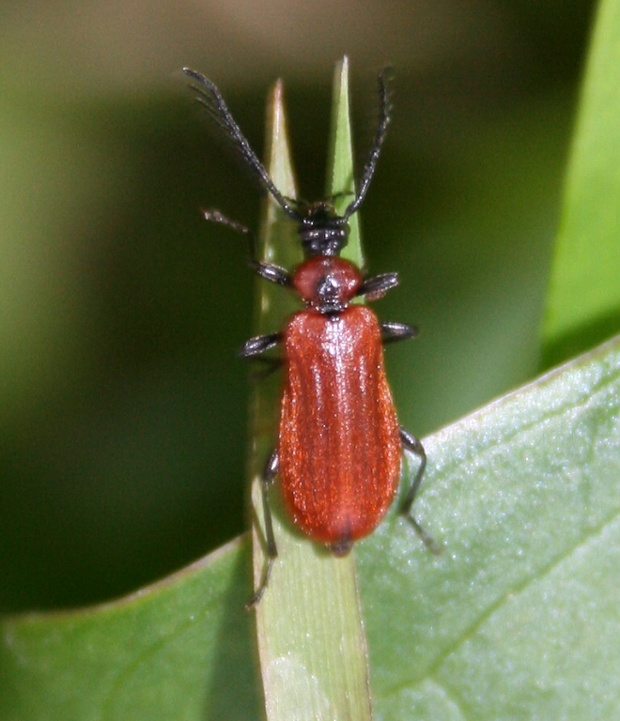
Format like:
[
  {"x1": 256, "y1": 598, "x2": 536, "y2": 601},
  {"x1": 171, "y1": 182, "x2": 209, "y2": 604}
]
[{"x1": 297, "y1": 201, "x2": 349, "y2": 258}]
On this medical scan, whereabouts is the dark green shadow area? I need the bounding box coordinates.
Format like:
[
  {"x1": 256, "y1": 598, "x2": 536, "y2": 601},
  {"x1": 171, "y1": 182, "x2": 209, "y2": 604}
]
[{"x1": 543, "y1": 310, "x2": 620, "y2": 370}]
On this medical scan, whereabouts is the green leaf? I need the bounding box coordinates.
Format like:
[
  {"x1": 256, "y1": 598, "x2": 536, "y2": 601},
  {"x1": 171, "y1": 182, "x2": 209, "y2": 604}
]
[
  {"x1": 0, "y1": 541, "x2": 259, "y2": 720},
  {"x1": 248, "y1": 56, "x2": 372, "y2": 721},
  {"x1": 359, "y1": 333, "x2": 620, "y2": 719},
  {"x1": 325, "y1": 55, "x2": 361, "y2": 265},
  {"x1": 2, "y1": 334, "x2": 619, "y2": 719},
  {"x1": 543, "y1": 0, "x2": 620, "y2": 366}
]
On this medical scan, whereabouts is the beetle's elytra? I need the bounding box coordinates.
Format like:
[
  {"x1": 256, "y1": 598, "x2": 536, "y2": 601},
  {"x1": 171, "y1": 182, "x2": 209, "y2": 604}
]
[{"x1": 184, "y1": 66, "x2": 434, "y2": 606}]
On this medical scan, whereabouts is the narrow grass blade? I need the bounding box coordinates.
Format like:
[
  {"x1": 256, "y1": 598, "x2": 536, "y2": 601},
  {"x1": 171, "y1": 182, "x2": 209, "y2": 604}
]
[
  {"x1": 326, "y1": 55, "x2": 362, "y2": 266},
  {"x1": 249, "y1": 59, "x2": 372, "y2": 721}
]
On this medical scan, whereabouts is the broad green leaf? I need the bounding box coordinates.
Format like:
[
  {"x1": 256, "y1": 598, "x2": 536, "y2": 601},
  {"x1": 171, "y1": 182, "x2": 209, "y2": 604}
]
[
  {"x1": 360, "y1": 333, "x2": 620, "y2": 720},
  {"x1": 543, "y1": 0, "x2": 620, "y2": 365},
  {"x1": 2, "y1": 334, "x2": 619, "y2": 719},
  {"x1": 0, "y1": 541, "x2": 259, "y2": 720}
]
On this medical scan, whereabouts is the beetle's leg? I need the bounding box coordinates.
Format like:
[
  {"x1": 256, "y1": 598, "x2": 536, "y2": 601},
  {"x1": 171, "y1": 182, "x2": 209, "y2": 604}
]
[
  {"x1": 240, "y1": 332, "x2": 282, "y2": 358},
  {"x1": 203, "y1": 209, "x2": 257, "y2": 265},
  {"x1": 245, "y1": 449, "x2": 279, "y2": 609},
  {"x1": 380, "y1": 321, "x2": 418, "y2": 345},
  {"x1": 202, "y1": 209, "x2": 293, "y2": 287},
  {"x1": 239, "y1": 332, "x2": 283, "y2": 379},
  {"x1": 203, "y1": 212, "x2": 289, "y2": 284},
  {"x1": 399, "y1": 427, "x2": 440, "y2": 552},
  {"x1": 252, "y1": 260, "x2": 292, "y2": 287},
  {"x1": 358, "y1": 272, "x2": 399, "y2": 299},
  {"x1": 399, "y1": 427, "x2": 426, "y2": 512}
]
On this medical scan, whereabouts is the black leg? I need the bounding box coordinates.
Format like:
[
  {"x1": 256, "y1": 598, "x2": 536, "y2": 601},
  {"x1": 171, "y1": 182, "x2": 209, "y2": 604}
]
[
  {"x1": 202, "y1": 209, "x2": 293, "y2": 288},
  {"x1": 357, "y1": 272, "x2": 399, "y2": 300},
  {"x1": 203, "y1": 208, "x2": 256, "y2": 262},
  {"x1": 240, "y1": 332, "x2": 282, "y2": 358},
  {"x1": 399, "y1": 427, "x2": 439, "y2": 552},
  {"x1": 245, "y1": 449, "x2": 279, "y2": 609},
  {"x1": 252, "y1": 260, "x2": 292, "y2": 287},
  {"x1": 381, "y1": 321, "x2": 418, "y2": 345}
]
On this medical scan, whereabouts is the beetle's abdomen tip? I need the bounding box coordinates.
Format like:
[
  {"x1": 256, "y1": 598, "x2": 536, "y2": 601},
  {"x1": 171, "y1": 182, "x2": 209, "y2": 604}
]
[{"x1": 330, "y1": 537, "x2": 353, "y2": 557}]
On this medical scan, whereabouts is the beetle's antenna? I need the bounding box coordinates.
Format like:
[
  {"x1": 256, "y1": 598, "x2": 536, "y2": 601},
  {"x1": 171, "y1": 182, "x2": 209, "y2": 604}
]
[
  {"x1": 343, "y1": 67, "x2": 392, "y2": 220},
  {"x1": 184, "y1": 68, "x2": 301, "y2": 221}
]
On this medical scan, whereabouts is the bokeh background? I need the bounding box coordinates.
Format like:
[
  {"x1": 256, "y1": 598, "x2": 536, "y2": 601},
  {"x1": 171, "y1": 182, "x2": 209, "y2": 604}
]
[{"x1": 0, "y1": 0, "x2": 595, "y2": 610}]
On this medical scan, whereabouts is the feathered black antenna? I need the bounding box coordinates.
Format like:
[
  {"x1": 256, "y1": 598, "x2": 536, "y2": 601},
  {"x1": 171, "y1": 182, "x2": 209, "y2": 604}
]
[
  {"x1": 183, "y1": 68, "x2": 301, "y2": 221},
  {"x1": 342, "y1": 67, "x2": 393, "y2": 220}
]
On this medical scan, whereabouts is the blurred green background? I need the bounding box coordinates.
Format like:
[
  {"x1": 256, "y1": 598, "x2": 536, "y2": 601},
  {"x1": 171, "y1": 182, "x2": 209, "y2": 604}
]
[{"x1": 0, "y1": 0, "x2": 595, "y2": 611}]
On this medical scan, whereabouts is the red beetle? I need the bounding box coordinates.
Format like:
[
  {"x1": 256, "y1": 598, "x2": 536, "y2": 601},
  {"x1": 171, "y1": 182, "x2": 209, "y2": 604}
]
[{"x1": 184, "y1": 68, "x2": 433, "y2": 605}]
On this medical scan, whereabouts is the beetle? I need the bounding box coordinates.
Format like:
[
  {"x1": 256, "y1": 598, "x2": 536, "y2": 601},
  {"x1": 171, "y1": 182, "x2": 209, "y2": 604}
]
[{"x1": 184, "y1": 67, "x2": 434, "y2": 606}]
